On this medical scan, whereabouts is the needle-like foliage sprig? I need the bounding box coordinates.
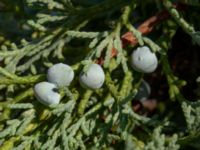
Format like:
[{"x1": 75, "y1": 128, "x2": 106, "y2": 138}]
[{"x1": 0, "y1": 0, "x2": 200, "y2": 149}]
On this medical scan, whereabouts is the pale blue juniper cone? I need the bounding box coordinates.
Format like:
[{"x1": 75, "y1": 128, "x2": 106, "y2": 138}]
[
  {"x1": 131, "y1": 46, "x2": 158, "y2": 73},
  {"x1": 34, "y1": 82, "x2": 61, "y2": 106},
  {"x1": 79, "y1": 63, "x2": 105, "y2": 90},
  {"x1": 135, "y1": 80, "x2": 151, "y2": 101},
  {"x1": 47, "y1": 63, "x2": 74, "y2": 87}
]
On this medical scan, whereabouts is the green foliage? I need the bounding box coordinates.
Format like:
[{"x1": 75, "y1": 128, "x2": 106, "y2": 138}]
[{"x1": 0, "y1": 0, "x2": 200, "y2": 149}]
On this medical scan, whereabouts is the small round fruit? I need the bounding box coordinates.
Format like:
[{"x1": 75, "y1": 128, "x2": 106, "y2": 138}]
[
  {"x1": 34, "y1": 82, "x2": 61, "y2": 106},
  {"x1": 79, "y1": 64, "x2": 105, "y2": 90},
  {"x1": 47, "y1": 63, "x2": 74, "y2": 87},
  {"x1": 131, "y1": 46, "x2": 158, "y2": 73},
  {"x1": 135, "y1": 80, "x2": 151, "y2": 101}
]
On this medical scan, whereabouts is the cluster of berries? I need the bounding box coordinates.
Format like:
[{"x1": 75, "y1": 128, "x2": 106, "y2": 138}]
[
  {"x1": 34, "y1": 63, "x2": 105, "y2": 106},
  {"x1": 34, "y1": 46, "x2": 158, "y2": 106}
]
